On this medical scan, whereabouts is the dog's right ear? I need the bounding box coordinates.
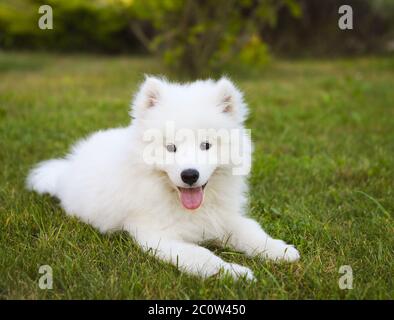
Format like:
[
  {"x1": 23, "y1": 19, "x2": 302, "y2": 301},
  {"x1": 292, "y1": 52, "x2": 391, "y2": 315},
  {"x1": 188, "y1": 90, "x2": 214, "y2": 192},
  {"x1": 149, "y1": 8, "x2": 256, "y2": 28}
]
[{"x1": 130, "y1": 76, "x2": 163, "y2": 119}]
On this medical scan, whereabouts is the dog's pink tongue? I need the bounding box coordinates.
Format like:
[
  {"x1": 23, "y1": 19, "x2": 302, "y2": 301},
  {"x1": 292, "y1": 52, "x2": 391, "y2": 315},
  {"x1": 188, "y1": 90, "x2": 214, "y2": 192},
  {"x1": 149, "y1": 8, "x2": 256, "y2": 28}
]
[{"x1": 179, "y1": 187, "x2": 203, "y2": 210}]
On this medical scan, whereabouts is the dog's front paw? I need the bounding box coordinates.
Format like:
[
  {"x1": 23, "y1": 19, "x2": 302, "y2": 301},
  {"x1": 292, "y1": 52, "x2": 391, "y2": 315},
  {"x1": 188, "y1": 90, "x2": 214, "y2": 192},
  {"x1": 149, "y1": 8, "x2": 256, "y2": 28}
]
[
  {"x1": 260, "y1": 239, "x2": 300, "y2": 262},
  {"x1": 280, "y1": 244, "x2": 300, "y2": 262},
  {"x1": 221, "y1": 263, "x2": 256, "y2": 281}
]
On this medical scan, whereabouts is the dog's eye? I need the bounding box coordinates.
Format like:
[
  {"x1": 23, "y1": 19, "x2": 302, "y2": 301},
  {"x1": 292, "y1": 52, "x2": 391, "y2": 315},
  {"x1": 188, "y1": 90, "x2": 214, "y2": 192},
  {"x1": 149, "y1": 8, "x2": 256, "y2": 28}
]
[
  {"x1": 166, "y1": 143, "x2": 177, "y2": 153},
  {"x1": 200, "y1": 142, "x2": 211, "y2": 151}
]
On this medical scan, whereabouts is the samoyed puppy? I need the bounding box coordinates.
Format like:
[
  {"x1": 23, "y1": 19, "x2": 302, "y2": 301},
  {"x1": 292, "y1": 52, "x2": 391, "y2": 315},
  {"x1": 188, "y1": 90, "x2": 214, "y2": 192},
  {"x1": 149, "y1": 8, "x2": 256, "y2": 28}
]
[{"x1": 27, "y1": 76, "x2": 299, "y2": 280}]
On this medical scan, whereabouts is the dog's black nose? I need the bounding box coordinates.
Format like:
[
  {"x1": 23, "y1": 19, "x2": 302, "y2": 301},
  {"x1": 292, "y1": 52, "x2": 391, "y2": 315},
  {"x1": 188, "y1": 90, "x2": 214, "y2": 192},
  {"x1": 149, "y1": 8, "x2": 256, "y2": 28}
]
[{"x1": 181, "y1": 169, "x2": 199, "y2": 186}]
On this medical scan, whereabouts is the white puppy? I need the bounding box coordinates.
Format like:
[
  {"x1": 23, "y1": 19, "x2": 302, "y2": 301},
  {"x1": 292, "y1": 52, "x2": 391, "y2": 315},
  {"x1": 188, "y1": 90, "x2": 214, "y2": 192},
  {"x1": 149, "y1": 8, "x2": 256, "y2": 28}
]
[{"x1": 27, "y1": 77, "x2": 299, "y2": 280}]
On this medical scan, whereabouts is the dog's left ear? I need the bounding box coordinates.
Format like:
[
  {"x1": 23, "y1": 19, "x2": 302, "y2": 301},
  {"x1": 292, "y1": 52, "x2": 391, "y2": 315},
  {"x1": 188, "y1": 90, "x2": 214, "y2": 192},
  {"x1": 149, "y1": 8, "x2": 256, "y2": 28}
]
[
  {"x1": 216, "y1": 77, "x2": 248, "y2": 123},
  {"x1": 130, "y1": 76, "x2": 163, "y2": 119}
]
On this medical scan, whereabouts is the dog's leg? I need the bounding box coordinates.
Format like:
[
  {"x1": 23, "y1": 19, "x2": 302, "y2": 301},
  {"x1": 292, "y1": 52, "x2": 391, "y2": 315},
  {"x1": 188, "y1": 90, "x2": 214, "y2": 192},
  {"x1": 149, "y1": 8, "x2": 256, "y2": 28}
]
[
  {"x1": 127, "y1": 226, "x2": 255, "y2": 280},
  {"x1": 223, "y1": 217, "x2": 300, "y2": 262}
]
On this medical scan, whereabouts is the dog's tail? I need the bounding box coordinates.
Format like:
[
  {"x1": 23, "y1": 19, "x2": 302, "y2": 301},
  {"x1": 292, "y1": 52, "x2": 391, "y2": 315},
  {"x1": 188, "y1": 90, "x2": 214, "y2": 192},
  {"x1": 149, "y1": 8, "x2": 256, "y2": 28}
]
[{"x1": 26, "y1": 159, "x2": 68, "y2": 196}]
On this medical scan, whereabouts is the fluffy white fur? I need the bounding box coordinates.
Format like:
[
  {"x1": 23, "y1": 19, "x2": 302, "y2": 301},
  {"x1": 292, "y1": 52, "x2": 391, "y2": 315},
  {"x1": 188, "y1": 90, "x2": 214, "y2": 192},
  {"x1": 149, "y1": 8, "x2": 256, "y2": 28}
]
[{"x1": 27, "y1": 76, "x2": 299, "y2": 281}]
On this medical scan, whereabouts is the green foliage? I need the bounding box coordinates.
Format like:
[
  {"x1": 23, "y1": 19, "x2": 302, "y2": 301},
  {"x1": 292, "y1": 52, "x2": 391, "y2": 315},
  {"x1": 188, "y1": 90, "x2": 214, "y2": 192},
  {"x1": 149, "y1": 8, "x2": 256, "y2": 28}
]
[
  {"x1": 129, "y1": 0, "x2": 300, "y2": 76},
  {"x1": 0, "y1": 0, "x2": 299, "y2": 76},
  {"x1": 0, "y1": 0, "x2": 139, "y2": 52},
  {"x1": 0, "y1": 53, "x2": 393, "y2": 299},
  {"x1": 1, "y1": 0, "x2": 393, "y2": 74}
]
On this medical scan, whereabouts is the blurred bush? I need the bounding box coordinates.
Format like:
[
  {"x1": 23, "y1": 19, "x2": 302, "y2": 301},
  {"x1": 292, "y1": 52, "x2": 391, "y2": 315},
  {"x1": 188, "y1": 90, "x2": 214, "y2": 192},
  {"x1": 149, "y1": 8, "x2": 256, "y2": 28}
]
[
  {"x1": 130, "y1": 0, "x2": 300, "y2": 76},
  {"x1": 0, "y1": 0, "x2": 393, "y2": 76},
  {"x1": 0, "y1": 0, "x2": 143, "y2": 52}
]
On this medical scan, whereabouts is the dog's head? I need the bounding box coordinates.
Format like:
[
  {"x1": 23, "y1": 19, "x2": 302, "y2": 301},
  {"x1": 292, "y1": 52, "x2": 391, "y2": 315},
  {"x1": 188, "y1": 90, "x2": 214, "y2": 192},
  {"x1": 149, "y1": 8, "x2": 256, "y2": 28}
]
[{"x1": 131, "y1": 76, "x2": 251, "y2": 210}]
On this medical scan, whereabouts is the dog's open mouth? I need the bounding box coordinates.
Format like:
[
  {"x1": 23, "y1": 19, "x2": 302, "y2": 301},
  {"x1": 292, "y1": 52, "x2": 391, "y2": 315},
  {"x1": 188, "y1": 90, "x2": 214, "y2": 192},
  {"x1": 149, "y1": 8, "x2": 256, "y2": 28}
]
[{"x1": 177, "y1": 183, "x2": 207, "y2": 210}]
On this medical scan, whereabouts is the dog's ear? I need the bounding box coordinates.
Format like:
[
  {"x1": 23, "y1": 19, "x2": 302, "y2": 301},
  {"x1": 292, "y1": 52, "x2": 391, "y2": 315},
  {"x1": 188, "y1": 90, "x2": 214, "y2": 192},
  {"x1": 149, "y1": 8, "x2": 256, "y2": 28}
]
[
  {"x1": 216, "y1": 77, "x2": 248, "y2": 123},
  {"x1": 131, "y1": 76, "x2": 163, "y2": 119}
]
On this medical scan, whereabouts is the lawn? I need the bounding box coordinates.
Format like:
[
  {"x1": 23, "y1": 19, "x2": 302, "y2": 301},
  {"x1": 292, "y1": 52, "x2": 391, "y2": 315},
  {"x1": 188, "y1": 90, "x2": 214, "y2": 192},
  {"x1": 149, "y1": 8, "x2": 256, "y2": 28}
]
[{"x1": 0, "y1": 52, "x2": 393, "y2": 299}]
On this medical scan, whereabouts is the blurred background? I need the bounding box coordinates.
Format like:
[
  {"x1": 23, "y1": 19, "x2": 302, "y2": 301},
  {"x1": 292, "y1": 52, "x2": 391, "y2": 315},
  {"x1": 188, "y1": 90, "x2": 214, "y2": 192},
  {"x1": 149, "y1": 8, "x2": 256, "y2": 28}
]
[{"x1": 1, "y1": 0, "x2": 393, "y2": 76}]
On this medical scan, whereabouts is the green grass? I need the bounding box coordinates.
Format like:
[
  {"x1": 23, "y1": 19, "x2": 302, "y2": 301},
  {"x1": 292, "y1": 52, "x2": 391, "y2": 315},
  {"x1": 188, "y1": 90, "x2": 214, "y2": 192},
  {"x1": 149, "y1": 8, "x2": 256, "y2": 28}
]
[{"x1": 0, "y1": 52, "x2": 393, "y2": 299}]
